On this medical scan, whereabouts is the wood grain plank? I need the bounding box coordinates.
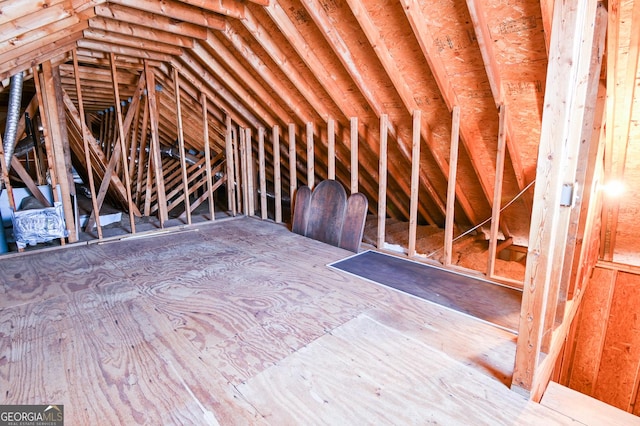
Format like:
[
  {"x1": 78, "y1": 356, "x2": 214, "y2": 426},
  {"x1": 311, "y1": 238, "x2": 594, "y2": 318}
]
[{"x1": 237, "y1": 315, "x2": 573, "y2": 425}]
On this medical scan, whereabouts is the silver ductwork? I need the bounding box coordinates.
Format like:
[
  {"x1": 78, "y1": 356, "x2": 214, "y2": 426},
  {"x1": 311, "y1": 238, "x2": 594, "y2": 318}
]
[{"x1": 3, "y1": 71, "x2": 24, "y2": 171}]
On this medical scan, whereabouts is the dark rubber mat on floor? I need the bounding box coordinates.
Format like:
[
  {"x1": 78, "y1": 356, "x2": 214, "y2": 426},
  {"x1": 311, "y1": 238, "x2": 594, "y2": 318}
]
[{"x1": 329, "y1": 250, "x2": 521, "y2": 333}]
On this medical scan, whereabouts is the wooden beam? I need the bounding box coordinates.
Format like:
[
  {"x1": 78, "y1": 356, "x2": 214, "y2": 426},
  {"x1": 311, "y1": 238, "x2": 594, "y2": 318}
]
[
  {"x1": 444, "y1": 106, "x2": 461, "y2": 266},
  {"x1": 170, "y1": 0, "x2": 245, "y2": 19},
  {"x1": 487, "y1": 104, "x2": 508, "y2": 277},
  {"x1": 511, "y1": 0, "x2": 601, "y2": 400},
  {"x1": 174, "y1": 67, "x2": 192, "y2": 225},
  {"x1": 107, "y1": 0, "x2": 226, "y2": 29},
  {"x1": 193, "y1": 39, "x2": 284, "y2": 126},
  {"x1": 465, "y1": 0, "x2": 530, "y2": 194},
  {"x1": 350, "y1": 117, "x2": 358, "y2": 194},
  {"x1": 40, "y1": 60, "x2": 76, "y2": 242},
  {"x1": 273, "y1": 125, "x2": 282, "y2": 223},
  {"x1": 93, "y1": 3, "x2": 209, "y2": 39},
  {"x1": 306, "y1": 122, "x2": 314, "y2": 189},
  {"x1": 377, "y1": 115, "x2": 388, "y2": 249},
  {"x1": 70, "y1": 51, "x2": 103, "y2": 224},
  {"x1": 239, "y1": 128, "x2": 248, "y2": 216},
  {"x1": 225, "y1": 115, "x2": 237, "y2": 216},
  {"x1": 76, "y1": 39, "x2": 174, "y2": 62},
  {"x1": 238, "y1": 8, "x2": 331, "y2": 121},
  {"x1": 201, "y1": 93, "x2": 215, "y2": 221},
  {"x1": 408, "y1": 110, "x2": 421, "y2": 258},
  {"x1": 346, "y1": 0, "x2": 473, "y2": 223},
  {"x1": 602, "y1": 0, "x2": 640, "y2": 260},
  {"x1": 0, "y1": 6, "x2": 92, "y2": 51},
  {"x1": 288, "y1": 123, "x2": 297, "y2": 211},
  {"x1": 88, "y1": 17, "x2": 194, "y2": 48},
  {"x1": 144, "y1": 61, "x2": 168, "y2": 225},
  {"x1": 83, "y1": 28, "x2": 185, "y2": 56},
  {"x1": 258, "y1": 126, "x2": 267, "y2": 220},
  {"x1": 400, "y1": 0, "x2": 502, "y2": 226},
  {"x1": 177, "y1": 51, "x2": 261, "y2": 129},
  {"x1": 246, "y1": 128, "x2": 255, "y2": 216},
  {"x1": 327, "y1": 118, "x2": 335, "y2": 180},
  {"x1": 110, "y1": 52, "x2": 136, "y2": 234}
]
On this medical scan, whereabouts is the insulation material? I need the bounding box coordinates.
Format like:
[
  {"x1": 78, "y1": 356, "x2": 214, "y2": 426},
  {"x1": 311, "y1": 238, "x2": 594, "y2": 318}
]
[{"x1": 11, "y1": 202, "x2": 68, "y2": 249}]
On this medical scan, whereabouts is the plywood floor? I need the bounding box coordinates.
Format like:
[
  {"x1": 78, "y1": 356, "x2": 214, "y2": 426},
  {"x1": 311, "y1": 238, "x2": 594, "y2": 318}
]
[{"x1": 0, "y1": 217, "x2": 595, "y2": 424}]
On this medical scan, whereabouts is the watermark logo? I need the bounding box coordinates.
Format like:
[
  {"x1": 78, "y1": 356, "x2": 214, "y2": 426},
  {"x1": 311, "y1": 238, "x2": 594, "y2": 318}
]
[{"x1": 0, "y1": 405, "x2": 63, "y2": 426}]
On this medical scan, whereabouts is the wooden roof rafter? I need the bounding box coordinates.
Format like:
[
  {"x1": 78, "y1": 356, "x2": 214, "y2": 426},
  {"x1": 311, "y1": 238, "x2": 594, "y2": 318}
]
[
  {"x1": 465, "y1": 0, "x2": 532, "y2": 205},
  {"x1": 93, "y1": 3, "x2": 209, "y2": 40},
  {"x1": 260, "y1": 1, "x2": 424, "y2": 223},
  {"x1": 87, "y1": 17, "x2": 195, "y2": 49},
  {"x1": 399, "y1": 0, "x2": 507, "y2": 231},
  {"x1": 196, "y1": 37, "x2": 294, "y2": 127},
  {"x1": 107, "y1": 0, "x2": 227, "y2": 29},
  {"x1": 174, "y1": 53, "x2": 261, "y2": 130},
  {"x1": 344, "y1": 0, "x2": 481, "y2": 227},
  {"x1": 297, "y1": 0, "x2": 427, "y2": 223}
]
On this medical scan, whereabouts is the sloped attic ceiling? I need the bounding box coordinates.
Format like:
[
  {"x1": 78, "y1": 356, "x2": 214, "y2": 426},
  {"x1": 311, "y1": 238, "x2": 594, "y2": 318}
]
[{"x1": 0, "y1": 0, "x2": 620, "y2": 252}]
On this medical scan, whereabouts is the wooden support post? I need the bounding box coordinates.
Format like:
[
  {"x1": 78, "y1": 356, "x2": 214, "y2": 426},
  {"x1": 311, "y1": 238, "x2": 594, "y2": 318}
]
[
  {"x1": 201, "y1": 93, "x2": 215, "y2": 220},
  {"x1": 512, "y1": 0, "x2": 600, "y2": 401},
  {"x1": 128, "y1": 97, "x2": 141, "y2": 184},
  {"x1": 258, "y1": 126, "x2": 267, "y2": 219},
  {"x1": 273, "y1": 125, "x2": 282, "y2": 223},
  {"x1": 350, "y1": 117, "x2": 358, "y2": 194},
  {"x1": 32, "y1": 68, "x2": 63, "y2": 216},
  {"x1": 328, "y1": 118, "x2": 335, "y2": 179},
  {"x1": 239, "y1": 128, "x2": 249, "y2": 216},
  {"x1": 377, "y1": 114, "x2": 388, "y2": 249},
  {"x1": 444, "y1": 106, "x2": 460, "y2": 266},
  {"x1": 306, "y1": 122, "x2": 314, "y2": 189},
  {"x1": 225, "y1": 115, "x2": 237, "y2": 216},
  {"x1": 561, "y1": 8, "x2": 607, "y2": 312},
  {"x1": 110, "y1": 52, "x2": 136, "y2": 234},
  {"x1": 487, "y1": 104, "x2": 508, "y2": 277},
  {"x1": 232, "y1": 127, "x2": 242, "y2": 214},
  {"x1": 144, "y1": 60, "x2": 168, "y2": 226},
  {"x1": 246, "y1": 128, "x2": 255, "y2": 216},
  {"x1": 40, "y1": 60, "x2": 77, "y2": 242},
  {"x1": 135, "y1": 100, "x2": 150, "y2": 207},
  {"x1": 73, "y1": 49, "x2": 102, "y2": 239},
  {"x1": 288, "y1": 123, "x2": 296, "y2": 218},
  {"x1": 173, "y1": 67, "x2": 192, "y2": 224},
  {"x1": 408, "y1": 110, "x2": 421, "y2": 258}
]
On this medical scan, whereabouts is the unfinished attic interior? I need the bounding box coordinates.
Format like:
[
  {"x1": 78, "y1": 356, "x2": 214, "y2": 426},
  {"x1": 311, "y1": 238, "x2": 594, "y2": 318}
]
[{"x1": 2, "y1": 0, "x2": 640, "y2": 423}]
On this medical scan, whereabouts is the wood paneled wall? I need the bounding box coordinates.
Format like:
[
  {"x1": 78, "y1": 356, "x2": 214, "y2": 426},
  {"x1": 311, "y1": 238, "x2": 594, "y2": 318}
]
[{"x1": 559, "y1": 263, "x2": 640, "y2": 415}]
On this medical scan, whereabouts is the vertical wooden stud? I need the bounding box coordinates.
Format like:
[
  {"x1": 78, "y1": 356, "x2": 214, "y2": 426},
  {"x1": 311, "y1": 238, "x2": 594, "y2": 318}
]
[
  {"x1": 288, "y1": 123, "x2": 297, "y2": 219},
  {"x1": 377, "y1": 114, "x2": 388, "y2": 249},
  {"x1": 350, "y1": 117, "x2": 358, "y2": 194},
  {"x1": 273, "y1": 125, "x2": 282, "y2": 223},
  {"x1": 328, "y1": 118, "x2": 335, "y2": 180},
  {"x1": 306, "y1": 122, "x2": 314, "y2": 189},
  {"x1": 246, "y1": 128, "x2": 255, "y2": 216},
  {"x1": 40, "y1": 60, "x2": 76, "y2": 242},
  {"x1": 487, "y1": 104, "x2": 508, "y2": 277},
  {"x1": 201, "y1": 93, "x2": 215, "y2": 220},
  {"x1": 73, "y1": 49, "x2": 102, "y2": 239},
  {"x1": 408, "y1": 110, "x2": 421, "y2": 258},
  {"x1": 144, "y1": 60, "x2": 168, "y2": 226},
  {"x1": 444, "y1": 106, "x2": 461, "y2": 266},
  {"x1": 173, "y1": 67, "x2": 191, "y2": 224},
  {"x1": 225, "y1": 115, "x2": 237, "y2": 216},
  {"x1": 258, "y1": 127, "x2": 267, "y2": 219}
]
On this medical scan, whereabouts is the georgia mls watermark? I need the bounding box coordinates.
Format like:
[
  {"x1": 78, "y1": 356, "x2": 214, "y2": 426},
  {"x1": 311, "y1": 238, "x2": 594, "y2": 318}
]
[{"x1": 0, "y1": 405, "x2": 63, "y2": 426}]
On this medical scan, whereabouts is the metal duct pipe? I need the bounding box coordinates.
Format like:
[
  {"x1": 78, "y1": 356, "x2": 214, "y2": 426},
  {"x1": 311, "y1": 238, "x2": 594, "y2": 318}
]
[{"x1": 3, "y1": 71, "x2": 25, "y2": 170}]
